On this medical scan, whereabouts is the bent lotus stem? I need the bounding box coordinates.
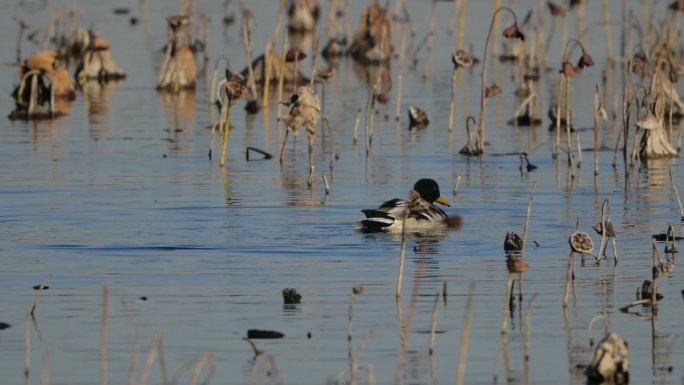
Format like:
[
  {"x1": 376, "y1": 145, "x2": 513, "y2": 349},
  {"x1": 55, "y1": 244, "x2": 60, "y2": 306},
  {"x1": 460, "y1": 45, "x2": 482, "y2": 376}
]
[
  {"x1": 477, "y1": 6, "x2": 522, "y2": 156},
  {"x1": 559, "y1": 39, "x2": 590, "y2": 174}
]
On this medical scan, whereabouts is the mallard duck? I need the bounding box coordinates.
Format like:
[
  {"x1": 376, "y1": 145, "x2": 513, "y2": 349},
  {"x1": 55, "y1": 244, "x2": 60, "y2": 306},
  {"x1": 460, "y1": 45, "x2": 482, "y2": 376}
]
[{"x1": 359, "y1": 179, "x2": 451, "y2": 232}]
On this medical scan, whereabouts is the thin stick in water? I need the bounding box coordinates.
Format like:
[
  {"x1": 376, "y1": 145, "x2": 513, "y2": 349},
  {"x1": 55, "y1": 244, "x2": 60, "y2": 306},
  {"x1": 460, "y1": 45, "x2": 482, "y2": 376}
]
[
  {"x1": 428, "y1": 291, "x2": 439, "y2": 356},
  {"x1": 455, "y1": 282, "x2": 475, "y2": 385},
  {"x1": 667, "y1": 161, "x2": 684, "y2": 221},
  {"x1": 99, "y1": 283, "x2": 109, "y2": 385},
  {"x1": 353, "y1": 109, "x2": 361, "y2": 145},
  {"x1": 322, "y1": 173, "x2": 330, "y2": 195}
]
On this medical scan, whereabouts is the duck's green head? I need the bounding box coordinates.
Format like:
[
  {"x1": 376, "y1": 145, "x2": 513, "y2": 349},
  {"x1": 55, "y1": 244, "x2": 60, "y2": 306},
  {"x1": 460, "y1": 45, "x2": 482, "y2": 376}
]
[{"x1": 413, "y1": 178, "x2": 450, "y2": 207}]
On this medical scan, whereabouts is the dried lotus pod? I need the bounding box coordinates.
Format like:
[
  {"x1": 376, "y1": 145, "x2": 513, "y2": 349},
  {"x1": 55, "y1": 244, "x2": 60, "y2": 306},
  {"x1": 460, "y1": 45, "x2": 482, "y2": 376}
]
[
  {"x1": 502, "y1": 24, "x2": 525, "y2": 41},
  {"x1": 569, "y1": 231, "x2": 594, "y2": 255},
  {"x1": 577, "y1": 52, "x2": 594, "y2": 69},
  {"x1": 560, "y1": 61, "x2": 581, "y2": 78},
  {"x1": 485, "y1": 83, "x2": 502, "y2": 98},
  {"x1": 408, "y1": 106, "x2": 429, "y2": 128},
  {"x1": 452, "y1": 49, "x2": 474, "y2": 69},
  {"x1": 592, "y1": 221, "x2": 616, "y2": 238},
  {"x1": 220, "y1": 81, "x2": 247, "y2": 106}
]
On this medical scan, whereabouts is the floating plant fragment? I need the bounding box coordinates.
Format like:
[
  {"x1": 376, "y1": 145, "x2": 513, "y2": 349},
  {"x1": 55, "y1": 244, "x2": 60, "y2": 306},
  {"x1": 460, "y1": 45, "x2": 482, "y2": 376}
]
[{"x1": 282, "y1": 288, "x2": 302, "y2": 304}]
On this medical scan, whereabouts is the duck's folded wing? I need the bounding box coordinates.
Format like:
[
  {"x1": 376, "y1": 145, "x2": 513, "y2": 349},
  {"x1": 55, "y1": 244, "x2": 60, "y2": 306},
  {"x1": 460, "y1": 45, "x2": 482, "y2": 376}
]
[
  {"x1": 360, "y1": 198, "x2": 406, "y2": 230},
  {"x1": 362, "y1": 198, "x2": 405, "y2": 218}
]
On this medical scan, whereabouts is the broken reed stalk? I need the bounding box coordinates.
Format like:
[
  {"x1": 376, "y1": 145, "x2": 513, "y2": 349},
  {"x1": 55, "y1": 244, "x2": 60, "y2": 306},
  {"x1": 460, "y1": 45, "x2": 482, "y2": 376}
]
[
  {"x1": 428, "y1": 291, "x2": 439, "y2": 355},
  {"x1": 601, "y1": 0, "x2": 613, "y2": 60},
  {"x1": 326, "y1": 0, "x2": 338, "y2": 38},
  {"x1": 263, "y1": 0, "x2": 287, "y2": 108},
  {"x1": 597, "y1": 199, "x2": 608, "y2": 260},
  {"x1": 208, "y1": 56, "x2": 230, "y2": 159},
  {"x1": 455, "y1": 282, "x2": 476, "y2": 385},
  {"x1": 576, "y1": 131, "x2": 582, "y2": 168},
  {"x1": 40, "y1": 351, "x2": 49, "y2": 385},
  {"x1": 395, "y1": 16, "x2": 408, "y2": 121},
  {"x1": 122, "y1": 297, "x2": 142, "y2": 385},
  {"x1": 593, "y1": 84, "x2": 600, "y2": 176},
  {"x1": 348, "y1": 288, "x2": 356, "y2": 367},
  {"x1": 276, "y1": 29, "x2": 289, "y2": 120},
  {"x1": 219, "y1": 98, "x2": 233, "y2": 167},
  {"x1": 501, "y1": 273, "x2": 514, "y2": 334},
  {"x1": 351, "y1": 332, "x2": 373, "y2": 385},
  {"x1": 477, "y1": 7, "x2": 522, "y2": 155},
  {"x1": 188, "y1": 353, "x2": 216, "y2": 385},
  {"x1": 562, "y1": 250, "x2": 574, "y2": 308},
  {"x1": 666, "y1": 161, "x2": 684, "y2": 221},
  {"x1": 139, "y1": 332, "x2": 162, "y2": 385},
  {"x1": 396, "y1": 210, "x2": 409, "y2": 299},
  {"x1": 554, "y1": 77, "x2": 564, "y2": 158},
  {"x1": 650, "y1": 239, "x2": 658, "y2": 307},
  {"x1": 307, "y1": 136, "x2": 315, "y2": 188},
  {"x1": 448, "y1": 69, "x2": 457, "y2": 132},
  {"x1": 241, "y1": 11, "x2": 258, "y2": 101},
  {"x1": 100, "y1": 283, "x2": 109, "y2": 385},
  {"x1": 322, "y1": 173, "x2": 330, "y2": 195},
  {"x1": 521, "y1": 181, "x2": 537, "y2": 259},
  {"x1": 352, "y1": 109, "x2": 361, "y2": 145},
  {"x1": 452, "y1": 175, "x2": 462, "y2": 195},
  {"x1": 24, "y1": 313, "x2": 30, "y2": 383},
  {"x1": 422, "y1": 0, "x2": 438, "y2": 79},
  {"x1": 565, "y1": 71, "x2": 574, "y2": 177},
  {"x1": 365, "y1": 85, "x2": 376, "y2": 155},
  {"x1": 309, "y1": 36, "x2": 320, "y2": 89}
]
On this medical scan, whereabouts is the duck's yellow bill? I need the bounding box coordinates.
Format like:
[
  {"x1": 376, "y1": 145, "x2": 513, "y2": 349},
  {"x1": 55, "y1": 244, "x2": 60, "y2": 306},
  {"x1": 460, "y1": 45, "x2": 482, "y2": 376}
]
[{"x1": 436, "y1": 196, "x2": 451, "y2": 207}]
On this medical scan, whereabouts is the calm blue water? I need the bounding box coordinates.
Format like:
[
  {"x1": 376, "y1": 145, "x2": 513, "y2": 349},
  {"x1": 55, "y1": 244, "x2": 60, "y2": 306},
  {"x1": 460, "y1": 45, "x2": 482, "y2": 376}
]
[{"x1": 1, "y1": 1, "x2": 683, "y2": 384}]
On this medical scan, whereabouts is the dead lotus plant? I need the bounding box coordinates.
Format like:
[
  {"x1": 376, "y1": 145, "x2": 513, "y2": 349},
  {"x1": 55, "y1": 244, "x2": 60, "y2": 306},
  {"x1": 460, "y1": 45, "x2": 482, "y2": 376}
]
[
  {"x1": 280, "y1": 86, "x2": 321, "y2": 187},
  {"x1": 157, "y1": 15, "x2": 196, "y2": 92},
  {"x1": 553, "y1": 39, "x2": 594, "y2": 171},
  {"x1": 474, "y1": 6, "x2": 526, "y2": 156}
]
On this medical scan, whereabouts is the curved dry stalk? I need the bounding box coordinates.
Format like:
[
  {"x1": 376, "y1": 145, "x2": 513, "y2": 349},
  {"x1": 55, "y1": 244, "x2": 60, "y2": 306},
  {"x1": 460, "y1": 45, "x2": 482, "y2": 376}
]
[
  {"x1": 587, "y1": 313, "x2": 610, "y2": 347},
  {"x1": 667, "y1": 161, "x2": 684, "y2": 221},
  {"x1": 477, "y1": 6, "x2": 524, "y2": 155}
]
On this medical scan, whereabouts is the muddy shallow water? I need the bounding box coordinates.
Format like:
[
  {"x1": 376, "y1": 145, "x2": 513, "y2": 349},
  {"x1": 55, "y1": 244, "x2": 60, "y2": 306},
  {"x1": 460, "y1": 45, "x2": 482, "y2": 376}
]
[{"x1": 1, "y1": 1, "x2": 683, "y2": 384}]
